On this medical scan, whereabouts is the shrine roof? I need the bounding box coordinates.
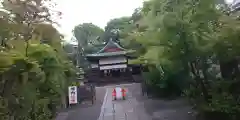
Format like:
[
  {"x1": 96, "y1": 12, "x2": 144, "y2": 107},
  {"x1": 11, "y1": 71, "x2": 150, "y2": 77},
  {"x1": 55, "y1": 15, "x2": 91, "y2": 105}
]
[
  {"x1": 86, "y1": 39, "x2": 127, "y2": 57},
  {"x1": 97, "y1": 39, "x2": 126, "y2": 53},
  {"x1": 86, "y1": 51, "x2": 127, "y2": 57}
]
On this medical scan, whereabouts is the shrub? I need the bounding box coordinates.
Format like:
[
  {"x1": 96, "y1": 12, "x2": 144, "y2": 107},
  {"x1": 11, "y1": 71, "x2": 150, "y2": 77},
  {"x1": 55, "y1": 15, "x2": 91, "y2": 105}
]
[
  {"x1": 143, "y1": 66, "x2": 187, "y2": 98},
  {"x1": 0, "y1": 44, "x2": 76, "y2": 120}
]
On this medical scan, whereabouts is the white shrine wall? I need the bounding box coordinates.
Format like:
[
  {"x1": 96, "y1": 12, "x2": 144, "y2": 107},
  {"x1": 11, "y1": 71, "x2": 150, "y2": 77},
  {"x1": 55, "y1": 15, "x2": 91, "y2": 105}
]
[
  {"x1": 99, "y1": 56, "x2": 127, "y2": 65},
  {"x1": 98, "y1": 56, "x2": 127, "y2": 70},
  {"x1": 100, "y1": 64, "x2": 127, "y2": 70}
]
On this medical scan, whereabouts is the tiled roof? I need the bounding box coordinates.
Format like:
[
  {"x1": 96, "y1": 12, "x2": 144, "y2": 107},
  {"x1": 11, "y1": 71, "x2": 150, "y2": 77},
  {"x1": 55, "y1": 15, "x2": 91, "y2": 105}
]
[
  {"x1": 86, "y1": 39, "x2": 127, "y2": 57},
  {"x1": 97, "y1": 39, "x2": 126, "y2": 53},
  {"x1": 86, "y1": 51, "x2": 127, "y2": 57}
]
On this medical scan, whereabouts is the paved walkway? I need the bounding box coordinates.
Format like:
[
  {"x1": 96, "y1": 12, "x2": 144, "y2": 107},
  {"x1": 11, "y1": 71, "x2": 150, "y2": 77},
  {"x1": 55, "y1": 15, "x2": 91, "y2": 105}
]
[
  {"x1": 98, "y1": 84, "x2": 151, "y2": 120},
  {"x1": 142, "y1": 98, "x2": 195, "y2": 120},
  {"x1": 56, "y1": 83, "x2": 195, "y2": 120},
  {"x1": 56, "y1": 86, "x2": 106, "y2": 120}
]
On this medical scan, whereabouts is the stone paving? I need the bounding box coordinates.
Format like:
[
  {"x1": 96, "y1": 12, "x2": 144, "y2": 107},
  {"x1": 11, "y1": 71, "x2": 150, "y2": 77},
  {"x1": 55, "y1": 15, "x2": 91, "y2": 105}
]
[
  {"x1": 56, "y1": 83, "x2": 196, "y2": 120},
  {"x1": 55, "y1": 112, "x2": 69, "y2": 120},
  {"x1": 98, "y1": 84, "x2": 152, "y2": 120},
  {"x1": 142, "y1": 98, "x2": 196, "y2": 120}
]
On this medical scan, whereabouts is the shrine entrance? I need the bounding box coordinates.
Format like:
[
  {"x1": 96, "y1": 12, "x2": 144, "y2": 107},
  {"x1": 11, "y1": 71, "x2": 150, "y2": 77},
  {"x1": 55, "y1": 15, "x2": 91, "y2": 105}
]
[
  {"x1": 85, "y1": 39, "x2": 140, "y2": 84},
  {"x1": 101, "y1": 68, "x2": 127, "y2": 77}
]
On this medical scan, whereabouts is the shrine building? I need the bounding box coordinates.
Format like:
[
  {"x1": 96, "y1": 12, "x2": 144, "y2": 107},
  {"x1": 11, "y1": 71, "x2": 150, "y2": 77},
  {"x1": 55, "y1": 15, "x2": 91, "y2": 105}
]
[{"x1": 85, "y1": 39, "x2": 141, "y2": 83}]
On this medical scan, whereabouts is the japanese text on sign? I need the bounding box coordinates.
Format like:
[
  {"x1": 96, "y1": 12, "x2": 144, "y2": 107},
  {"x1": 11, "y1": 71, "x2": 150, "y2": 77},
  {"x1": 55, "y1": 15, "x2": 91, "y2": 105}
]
[{"x1": 68, "y1": 86, "x2": 78, "y2": 104}]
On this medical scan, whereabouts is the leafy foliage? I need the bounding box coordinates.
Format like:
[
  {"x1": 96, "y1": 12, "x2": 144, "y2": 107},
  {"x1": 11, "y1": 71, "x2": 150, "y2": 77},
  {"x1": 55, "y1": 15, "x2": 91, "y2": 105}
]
[
  {"x1": 69, "y1": 0, "x2": 240, "y2": 119},
  {"x1": 0, "y1": 0, "x2": 76, "y2": 119},
  {"x1": 73, "y1": 23, "x2": 105, "y2": 53},
  {"x1": 106, "y1": 0, "x2": 240, "y2": 119},
  {"x1": 72, "y1": 23, "x2": 105, "y2": 69}
]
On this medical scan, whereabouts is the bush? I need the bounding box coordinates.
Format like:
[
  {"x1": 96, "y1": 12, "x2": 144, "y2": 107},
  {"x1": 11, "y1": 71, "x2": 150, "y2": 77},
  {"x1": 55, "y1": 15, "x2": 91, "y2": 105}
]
[
  {"x1": 184, "y1": 79, "x2": 240, "y2": 120},
  {"x1": 0, "y1": 44, "x2": 76, "y2": 120},
  {"x1": 143, "y1": 66, "x2": 187, "y2": 98}
]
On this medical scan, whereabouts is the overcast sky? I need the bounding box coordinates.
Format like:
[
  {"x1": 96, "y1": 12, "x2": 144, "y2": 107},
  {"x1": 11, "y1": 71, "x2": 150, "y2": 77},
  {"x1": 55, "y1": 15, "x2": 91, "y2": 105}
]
[
  {"x1": 55, "y1": 0, "x2": 234, "y2": 41},
  {"x1": 55, "y1": 0, "x2": 144, "y2": 41}
]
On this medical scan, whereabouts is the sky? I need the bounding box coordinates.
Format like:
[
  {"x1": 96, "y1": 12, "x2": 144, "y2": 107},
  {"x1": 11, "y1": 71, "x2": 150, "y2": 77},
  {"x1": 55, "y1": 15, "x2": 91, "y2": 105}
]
[
  {"x1": 54, "y1": 0, "x2": 236, "y2": 42},
  {"x1": 55, "y1": 0, "x2": 144, "y2": 41},
  {"x1": 226, "y1": 0, "x2": 234, "y2": 3}
]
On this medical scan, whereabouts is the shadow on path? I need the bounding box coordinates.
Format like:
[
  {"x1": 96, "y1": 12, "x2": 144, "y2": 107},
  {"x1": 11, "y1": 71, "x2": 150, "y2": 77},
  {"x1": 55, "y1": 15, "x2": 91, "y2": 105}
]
[
  {"x1": 141, "y1": 97, "x2": 196, "y2": 120},
  {"x1": 129, "y1": 83, "x2": 196, "y2": 120}
]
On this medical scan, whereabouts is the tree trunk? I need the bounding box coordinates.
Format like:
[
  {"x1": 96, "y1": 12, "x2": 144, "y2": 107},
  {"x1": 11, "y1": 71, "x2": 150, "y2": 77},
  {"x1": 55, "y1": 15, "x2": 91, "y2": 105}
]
[
  {"x1": 189, "y1": 61, "x2": 209, "y2": 103},
  {"x1": 25, "y1": 40, "x2": 29, "y2": 57},
  {"x1": 201, "y1": 57, "x2": 211, "y2": 89},
  {"x1": 61, "y1": 93, "x2": 67, "y2": 109}
]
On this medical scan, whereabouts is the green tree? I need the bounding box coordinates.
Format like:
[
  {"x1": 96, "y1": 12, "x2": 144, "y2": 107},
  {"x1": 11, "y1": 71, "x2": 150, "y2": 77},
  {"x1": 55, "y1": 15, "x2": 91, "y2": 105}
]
[
  {"x1": 0, "y1": 0, "x2": 76, "y2": 119},
  {"x1": 103, "y1": 16, "x2": 143, "y2": 55},
  {"x1": 119, "y1": 0, "x2": 240, "y2": 119},
  {"x1": 103, "y1": 17, "x2": 132, "y2": 42},
  {"x1": 1, "y1": 0, "x2": 61, "y2": 56},
  {"x1": 73, "y1": 23, "x2": 105, "y2": 69},
  {"x1": 73, "y1": 23, "x2": 105, "y2": 51}
]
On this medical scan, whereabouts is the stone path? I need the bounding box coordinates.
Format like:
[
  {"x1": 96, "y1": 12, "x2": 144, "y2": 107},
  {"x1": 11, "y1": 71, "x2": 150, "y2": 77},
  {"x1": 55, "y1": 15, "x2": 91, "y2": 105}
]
[
  {"x1": 55, "y1": 112, "x2": 69, "y2": 120},
  {"x1": 55, "y1": 83, "x2": 196, "y2": 120},
  {"x1": 143, "y1": 98, "x2": 196, "y2": 120},
  {"x1": 98, "y1": 84, "x2": 151, "y2": 120}
]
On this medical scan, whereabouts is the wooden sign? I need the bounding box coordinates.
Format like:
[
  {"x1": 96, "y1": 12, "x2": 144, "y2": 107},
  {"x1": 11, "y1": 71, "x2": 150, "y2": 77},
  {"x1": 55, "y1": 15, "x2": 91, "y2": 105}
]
[
  {"x1": 68, "y1": 86, "x2": 78, "y2": 104},
  {"x1": 104, "y1": 47, "x2": 122, "y2": 52}
]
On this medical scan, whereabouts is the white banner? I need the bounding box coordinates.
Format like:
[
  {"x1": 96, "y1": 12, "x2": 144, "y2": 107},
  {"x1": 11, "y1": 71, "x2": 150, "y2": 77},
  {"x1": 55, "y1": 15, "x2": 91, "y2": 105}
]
[
  {"x1": 115, "y1": 87, "x2": 122, "y2": 99},
  {"x1": 68, "y1": 86, "x2": 78, "y2": 104}
]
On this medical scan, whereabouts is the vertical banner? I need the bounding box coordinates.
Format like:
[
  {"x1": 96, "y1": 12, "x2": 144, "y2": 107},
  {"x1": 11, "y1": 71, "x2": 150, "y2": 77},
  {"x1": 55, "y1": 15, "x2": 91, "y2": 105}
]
[
  {"x1": 115, "y1": 87, "x2": 122, "y2": 99},
  {"x1": 68, "y1": 86, "x2": 78, "y2": 104}
]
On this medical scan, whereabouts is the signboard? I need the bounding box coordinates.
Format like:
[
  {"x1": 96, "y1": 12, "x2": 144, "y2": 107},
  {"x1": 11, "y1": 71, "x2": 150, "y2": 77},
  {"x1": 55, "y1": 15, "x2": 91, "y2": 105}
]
[
  {"x1": 115, "y1": 87, "x2": 122, "y2": 99},
  {"x1": 99, "y1": 56, "x2": 127, "y2": 65},
  {"x1": 104, "y1": 47, "x2": 122, "y2": 52},
  {"x1": 68, "y1": 86, "x2": 78, "y2": 104}
]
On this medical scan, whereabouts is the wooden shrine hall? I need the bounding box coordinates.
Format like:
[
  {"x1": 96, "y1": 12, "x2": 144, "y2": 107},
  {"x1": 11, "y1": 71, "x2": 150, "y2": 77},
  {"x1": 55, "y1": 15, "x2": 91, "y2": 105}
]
[{"x1": 85, "y1": 39, "x2": 141, "y2": 84}]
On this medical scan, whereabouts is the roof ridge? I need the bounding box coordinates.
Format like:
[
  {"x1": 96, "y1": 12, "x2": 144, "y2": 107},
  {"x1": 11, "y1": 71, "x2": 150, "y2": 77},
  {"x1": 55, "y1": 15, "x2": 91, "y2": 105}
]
[{"x1": 96, "y1": 38, "x2": 125, "y2": 53}]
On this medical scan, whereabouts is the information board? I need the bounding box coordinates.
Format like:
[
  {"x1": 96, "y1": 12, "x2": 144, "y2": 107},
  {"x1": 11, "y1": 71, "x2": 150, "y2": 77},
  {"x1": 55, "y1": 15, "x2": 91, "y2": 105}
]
[{"x1": 68, "y1": 86, "x2": 78, "y2": 104}]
